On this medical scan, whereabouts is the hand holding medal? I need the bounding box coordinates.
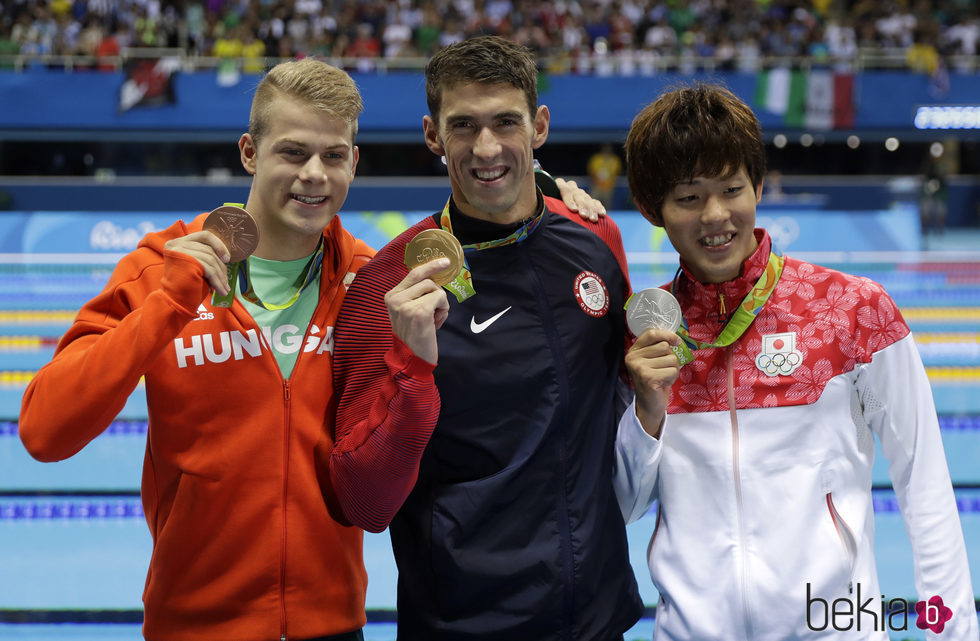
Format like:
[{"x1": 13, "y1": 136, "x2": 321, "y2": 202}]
[
  {"x1": 204, "y1": 205, "x2": 260, "y2": 263},
  {"x1": 403, "y1": 229, "x2": 464, "y2": 287},
  {"x1": 624, "y1": 288, "x2": 686, "y2": 437},
  {"x1": 625, "y1": 287, "x2": 691, "y2": 368},
  {"x1": 625, "y1": 249, "x2": 786, "y2": 369},
  {"x1": 387, "y1": 228, "x2": 462, "y2": 365},
  {"x1": 203, "y1": 205, "x2": 259, "y2": 308},
  {"x1": 626, "y1": 288, "x2": 682, "y2": 337}
]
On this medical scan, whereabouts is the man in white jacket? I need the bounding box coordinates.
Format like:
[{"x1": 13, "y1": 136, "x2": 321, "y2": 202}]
[{"x1": 615, "y1": 83, "x2": 977, "y2": 640}]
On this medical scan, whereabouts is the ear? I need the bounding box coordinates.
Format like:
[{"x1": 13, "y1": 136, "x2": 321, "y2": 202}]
[
  {"x1": 350, "y1": 145, "x2": 359, "y2": 178},
  {"x1": 532, "y1": 105, "x2": 550, "y2": 150},
  {"x1": 423, "y1": 115, "x2": 444, "y2": 156},
  {"x1": 636, "y1": 200, "x2": 663, "y2": 227},
  {"x1": 239, "y1": 133, "x2": 257, "y2": 176},
  {"x1": 755, "y1": 179, "x2": 764, "y2": 204}
]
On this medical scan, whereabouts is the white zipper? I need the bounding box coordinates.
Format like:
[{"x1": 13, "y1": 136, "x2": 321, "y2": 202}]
[{"x1": 727, "y1": 347, "x2": 755, "y2": 640}]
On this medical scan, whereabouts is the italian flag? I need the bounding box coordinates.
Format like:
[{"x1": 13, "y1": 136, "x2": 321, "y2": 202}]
[{"x1": 755, "y1": 68, "x2": 855, "y2": 130}]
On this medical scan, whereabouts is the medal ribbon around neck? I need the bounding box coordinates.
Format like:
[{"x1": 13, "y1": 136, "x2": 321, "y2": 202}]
[
  {"x1": 241, "y1": 238, "x2": 325, "y2": 310},
  {"x1": 214, "y1": 238, "x2": 325, "y2": 311},
  {"x1": 436, "y1": 196, "x2": 545, "y2": 302},
  {"x1": 669, "y1": 249, "x2": 785, "y2": 366}
]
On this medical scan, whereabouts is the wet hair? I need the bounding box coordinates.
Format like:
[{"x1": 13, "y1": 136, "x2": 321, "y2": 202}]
[
  {"x1": 625, "y1": 83, "x2": 765, "y2": 224},
  {"x1": 249, "y1": 58, "x2": 363, "y2": 147},
  {"x1": 424, "y1": 35, "x2": 538, "y2": 123}
]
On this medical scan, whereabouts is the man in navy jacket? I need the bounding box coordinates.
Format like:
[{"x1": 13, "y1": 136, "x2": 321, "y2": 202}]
[{"x1": 328, "y1": 36, "x2": 642, "y2": 641}]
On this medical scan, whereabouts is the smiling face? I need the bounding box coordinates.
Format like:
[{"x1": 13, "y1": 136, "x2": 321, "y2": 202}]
[
  {"x1": 424, "y1": 82, "x2": 549, "y2": 225},
  {"x1": 659, "y1": 167, "x2": 762, "y2": 284},
  {"x1": 239, "y1": 94, "x2": 358, "y2": 260},
  {"x1": 625, "y1": 85, "x2": 768, "y2": 282}
]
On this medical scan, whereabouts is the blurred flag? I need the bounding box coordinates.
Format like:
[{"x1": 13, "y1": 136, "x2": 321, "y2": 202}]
[
  {"x1": 758, "y1": 67, "x2": 796, "y2": 116},
  {"x1": 756, "y1": 69, "x2": 855, "y2": 130},
  {"x1": 119, "y1": 57, "x2": 180, "y2": 112},
  {"x1": 217, "y1": 60, "x2": 242, "y2": 87}
]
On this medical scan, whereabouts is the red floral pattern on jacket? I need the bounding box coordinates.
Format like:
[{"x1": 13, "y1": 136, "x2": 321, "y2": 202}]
[{"x1": 668, "y1": 229, "x2": 910, "y2": 413}]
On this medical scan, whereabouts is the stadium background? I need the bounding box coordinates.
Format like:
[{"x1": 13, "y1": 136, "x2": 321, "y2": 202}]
[{"x1": 1, "y1": 1, "x2": 980, "y2": 639}]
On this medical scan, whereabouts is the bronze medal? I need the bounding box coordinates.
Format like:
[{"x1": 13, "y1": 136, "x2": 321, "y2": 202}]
[
  {"x1": 627, "y1": 287, "x2": 683, "y2": 337},
  {"x1": 203, "y1": 205, "x2": 259, "y2": 263},
  {"x1": 404, "y1": 228, "x2": 464, "y2": 287}
]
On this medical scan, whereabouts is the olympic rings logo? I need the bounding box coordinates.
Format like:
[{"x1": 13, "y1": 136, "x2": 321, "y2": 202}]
[
  {"x1": 573, "y1": 270, "x2": 610, "y2": 318},
  {"x1": 755, "y1": 350, "x2": 803, "y2": 376}
]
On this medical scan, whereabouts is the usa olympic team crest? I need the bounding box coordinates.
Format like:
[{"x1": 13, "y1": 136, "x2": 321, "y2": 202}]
[{"x1": 574, "y1": 271, "x2": 610, "y2": 317}]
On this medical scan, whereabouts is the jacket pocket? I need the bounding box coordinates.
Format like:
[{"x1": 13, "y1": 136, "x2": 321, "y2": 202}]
[
  {"x1": 826, "y1": 492, "x2": 857, "y2": 593},
  {"x1": 646, "y1": 504, "x2": 664, "y2": 605},
  {"x1": 646, "y1": 503, "x2": 662, "y2": 565}
]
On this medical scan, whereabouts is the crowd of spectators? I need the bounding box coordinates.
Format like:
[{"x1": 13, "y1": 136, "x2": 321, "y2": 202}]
[{"x1": 0, "y1": 0, "x2": 978, "y2": 74}]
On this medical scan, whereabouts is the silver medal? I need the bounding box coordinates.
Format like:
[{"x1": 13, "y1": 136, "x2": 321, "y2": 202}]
[{"x1": 626, "y1": 287, "x2": 682, "y2": 336}]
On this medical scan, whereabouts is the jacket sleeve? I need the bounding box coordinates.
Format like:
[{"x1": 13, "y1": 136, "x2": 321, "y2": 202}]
[
  {"x1": 613, "y1": 397, "x2": 664, "y2": 524},
  {"x1": 19, "y1": 248, "x2": 208, "y2": 462},
  {"x1": 861, "y1": 332, "x2": 977, "y2": 641},
  {"x1": 330, "y1": 247, "x2": 441, "y2": 533}
]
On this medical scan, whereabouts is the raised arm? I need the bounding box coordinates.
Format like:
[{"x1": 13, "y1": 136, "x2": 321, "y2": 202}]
[
  {"x1": 614, "y1": 327, "x2": 681, "y2": 522},
  {"x1": 329, "y1": 249, "x2": 447, "y2": 533},
  {"x1": 19, "y1": 233, "x2": 218, "y2": 461}
]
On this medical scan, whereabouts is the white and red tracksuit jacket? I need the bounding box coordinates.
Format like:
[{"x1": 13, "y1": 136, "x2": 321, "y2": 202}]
[{"x1": 614, "y1": 229, "x2": 976, "y2": 641}]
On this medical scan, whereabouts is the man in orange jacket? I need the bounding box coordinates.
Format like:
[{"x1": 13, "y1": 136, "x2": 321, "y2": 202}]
[
  {"x1": 20, "y1": 58, "x2": 373, "y2": 641},
  {"x1": 19, "y1": 56, "x2": 602, "y2": 641}
]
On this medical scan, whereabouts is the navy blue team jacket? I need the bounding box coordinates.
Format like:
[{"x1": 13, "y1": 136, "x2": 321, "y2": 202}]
[{"x1": 387, "y1": 197, "x2": 642, "y2": 641}]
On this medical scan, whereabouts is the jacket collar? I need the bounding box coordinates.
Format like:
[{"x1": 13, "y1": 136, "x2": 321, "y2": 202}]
[
  {"x1": 442, "y1": 190, "x2": 546, "y2": 246},
  {"x1": 174, "y1": 211, "x2": 366, "y2": 298}
]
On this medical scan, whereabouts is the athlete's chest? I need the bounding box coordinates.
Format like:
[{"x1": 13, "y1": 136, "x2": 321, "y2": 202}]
[{"x1": 435, "y1": 238, "x2": 625, "y2": 384}]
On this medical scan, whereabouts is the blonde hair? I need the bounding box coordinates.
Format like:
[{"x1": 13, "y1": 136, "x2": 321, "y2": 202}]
[{"x1": 249, "y1": 58, "x2": 363, "y2": 146}]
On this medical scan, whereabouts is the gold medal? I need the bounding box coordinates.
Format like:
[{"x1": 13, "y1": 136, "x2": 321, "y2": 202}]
[
  {"x1": 203, "y1": 205, "x2": 259, "y2": 263},
  {"x1": 404, "y1": 228, "x2": 464, "y2": 287},
  {"x1": 404, "y1": 229, "x2": 464, "y2": 287}
]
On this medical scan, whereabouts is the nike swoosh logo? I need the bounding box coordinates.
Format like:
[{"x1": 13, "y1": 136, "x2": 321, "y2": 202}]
[{"x1": 470, "y1": 307, "x2": 512, "y2": 334}]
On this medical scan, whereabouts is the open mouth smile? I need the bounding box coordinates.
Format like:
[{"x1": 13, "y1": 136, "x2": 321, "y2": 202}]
[
  {"x1": 472, "y1": 167, "x2": 507, "y2": 182},
  {"x1": 291, "y1": 194, "x2": 327, "y2": 205},
  {"x1": 701, "y1": 232, "x2": 735, "y2": 247}
]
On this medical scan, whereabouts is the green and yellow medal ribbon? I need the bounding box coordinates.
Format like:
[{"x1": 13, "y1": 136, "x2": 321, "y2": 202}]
[
  {"x1": 213, "y1": 239, "x2": 325, "y2": 311},
  {"x1": 670, "y1": 250, "x2": 785, "y2": 366},
  {"x1": 436, "y1": 196, "x2": 545, "y2": 303}
]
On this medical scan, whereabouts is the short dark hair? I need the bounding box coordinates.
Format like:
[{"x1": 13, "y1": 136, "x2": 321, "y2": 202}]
[
  {"x1": 625, "y1": 83, "x2": 765, "y2": 224},
  {"x1": 424, "y1": 35, "x2": 538, "y2": 124}
]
